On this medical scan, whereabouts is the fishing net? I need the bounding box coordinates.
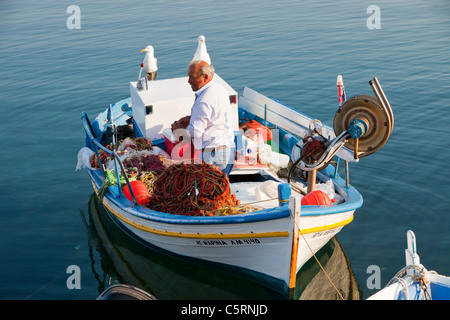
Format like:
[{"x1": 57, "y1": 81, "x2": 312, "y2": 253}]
[
  {"x1": 89, "y1": 137, "x2": 154, "y2": 169},
  {"x1": 90, "y1": 136, "x2": 257, "y2": 216},
  {"x1": 122, "y1": 152, "x2": 167, "y2": 176},
  {"x1": 146, "y1": 161, "x2": 245, "y2": 216}
]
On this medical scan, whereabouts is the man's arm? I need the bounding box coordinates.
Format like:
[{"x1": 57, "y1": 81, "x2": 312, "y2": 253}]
[{"x1": 171, "y1": 115, "x2": 191, "y2": 131}]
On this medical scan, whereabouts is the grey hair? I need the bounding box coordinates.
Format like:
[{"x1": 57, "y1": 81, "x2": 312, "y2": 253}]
[{"x1": 189, "y1": 60, "x2": 215, "y2": 78}]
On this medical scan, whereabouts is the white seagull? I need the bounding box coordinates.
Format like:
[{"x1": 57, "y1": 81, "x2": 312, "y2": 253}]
[
  {"x1": 141, "y1": 45, "x2": 158, "y2": 80},
  {"x1": 192, "y1": 35, "x2": 211, "y2": 65}
]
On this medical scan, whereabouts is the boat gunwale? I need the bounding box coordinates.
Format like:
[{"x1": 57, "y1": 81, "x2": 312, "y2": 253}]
[{"x1": 89, "y1": 168, "x2": 362, "y2": 226}]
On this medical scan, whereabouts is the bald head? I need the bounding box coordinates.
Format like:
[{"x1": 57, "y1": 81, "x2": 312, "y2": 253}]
[
  {"x1": 188, "y1": 60, "x2": 215, "y2": 91},
  {"x1": 189, "y1": 60, "x2": 215, "y2": 77}
]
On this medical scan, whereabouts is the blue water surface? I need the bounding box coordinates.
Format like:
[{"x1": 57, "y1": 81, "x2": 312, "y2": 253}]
[{"x1": 0, "y1": 0, "x2": 449, "y2": 300}]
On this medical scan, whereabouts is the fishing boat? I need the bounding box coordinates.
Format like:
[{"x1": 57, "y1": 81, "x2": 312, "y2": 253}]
[
  {"x1": 368, "y1": 230, "x2": 450, "y2": 300},
  {"x1": 77, "y1": 37, "x2": 394, "y2": 298}
]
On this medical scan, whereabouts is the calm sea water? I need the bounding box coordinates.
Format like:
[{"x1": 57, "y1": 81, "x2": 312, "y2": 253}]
[{"x1": 1, "y1": 0, "x2": 449, "y2": 300}]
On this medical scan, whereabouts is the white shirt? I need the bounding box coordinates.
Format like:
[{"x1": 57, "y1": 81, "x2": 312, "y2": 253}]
[{"x1": 186, "y1": 78, "x2": 235, "y2": 150}]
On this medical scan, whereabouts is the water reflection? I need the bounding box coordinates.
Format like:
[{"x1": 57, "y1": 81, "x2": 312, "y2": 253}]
[
  {"x1": 295, "y1": 236, "x2": 361, "y2": 300},
  {"x1": 82, "y1": 193, "x2": 361, "y2": 300}
]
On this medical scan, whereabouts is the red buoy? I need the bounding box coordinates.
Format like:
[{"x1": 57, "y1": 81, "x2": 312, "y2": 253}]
[
  {"x1": 123, "y1": 180, "x2": 149, "y2": 205},
  {"x1": 301, "y1": 190, "x2": 332, "y2": 206}
]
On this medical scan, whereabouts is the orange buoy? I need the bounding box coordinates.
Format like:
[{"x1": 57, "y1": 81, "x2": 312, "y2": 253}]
[
  {"x1": 301, "y1": 190, "x2": 332, "y2": 206},
  {"x1": 240, "y1": 120, "x2": 272, "y2": 142},
  {"x1": 123, "y1": 180, "x2": 150, "y2": 205}
]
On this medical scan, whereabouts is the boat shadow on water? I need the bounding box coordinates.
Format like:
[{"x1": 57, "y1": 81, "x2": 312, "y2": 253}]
[{"x1": 82, "y1": 193, "x2": 361, "y2": 300}]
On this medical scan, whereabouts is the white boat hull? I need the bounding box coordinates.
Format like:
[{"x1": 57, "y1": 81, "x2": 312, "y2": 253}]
[
  {"x1": 367, "y1": 230, "x2": 450, "y2": 300},
  {"x1": 368, "y1": 273, "x2": 450, "y2": 300},
  {"x1": 91, "y1": 174, "x2": 354, "y2": 296}
]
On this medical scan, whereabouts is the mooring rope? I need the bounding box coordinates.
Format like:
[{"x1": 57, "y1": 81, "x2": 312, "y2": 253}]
[
  {"x1": 236, "y1": 194, "x2": 346, "y2": 299},
  {"x1": 289, "y1": 208, "x2": 345, "y2": 300},
  {"x1": 385, "y1": 264, "x2": 435, "y2": 300}
]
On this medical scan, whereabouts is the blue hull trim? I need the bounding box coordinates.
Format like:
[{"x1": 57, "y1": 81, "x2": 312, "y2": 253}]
[{"x1": 89, "y1": 166, "x2": 362, "y2": 227}]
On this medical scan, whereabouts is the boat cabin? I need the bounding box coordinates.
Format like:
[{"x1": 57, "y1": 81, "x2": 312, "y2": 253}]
[{"x1": 130, "y1": 74, "x2": 239, "y2": 141}]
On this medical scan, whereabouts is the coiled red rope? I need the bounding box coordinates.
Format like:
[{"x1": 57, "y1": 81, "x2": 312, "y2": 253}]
[{"x1": 146, "y1": 161, "x2": 240, "y2": 216}]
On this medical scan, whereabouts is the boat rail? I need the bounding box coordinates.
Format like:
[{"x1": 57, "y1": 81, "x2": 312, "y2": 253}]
[{"x1": 81, "y1": 111, "x2": 138, "y2": 206}]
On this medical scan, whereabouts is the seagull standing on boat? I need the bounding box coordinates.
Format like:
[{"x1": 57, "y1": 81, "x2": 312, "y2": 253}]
[
  {"x1": 141, "y1": 45, "x2": 158, "y2": 81},
  {"x1": 192, "y1": 35, "x2": 211, "y2": 65}
]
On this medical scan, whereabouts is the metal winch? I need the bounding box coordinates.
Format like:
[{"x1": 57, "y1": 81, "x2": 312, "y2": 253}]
[{"x1": 290, "y1": 77, "x2": 394, "y2": 193}]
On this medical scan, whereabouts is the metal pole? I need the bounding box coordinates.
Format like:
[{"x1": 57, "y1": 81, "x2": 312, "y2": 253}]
[
  {"x1": 113, "y1": 150, "x2": 138, "y2": 206},
  {"x1": 373, "y1": 77, "x2": 394, "y2": 131},
  {"x1": 307, "y1": 170, "x2": 316, "y2": 194},
  {"x1": 345, "y1": 160, "x2": 350, "y2": 187}
]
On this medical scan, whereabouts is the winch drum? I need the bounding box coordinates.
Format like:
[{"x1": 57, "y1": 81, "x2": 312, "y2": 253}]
[{"x1": 333, "y1": 94, "x2": 393, "y2": 159}]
